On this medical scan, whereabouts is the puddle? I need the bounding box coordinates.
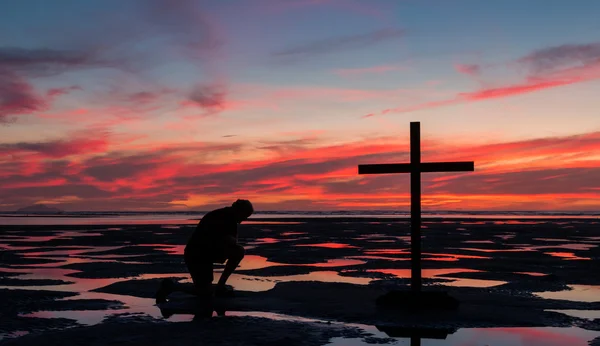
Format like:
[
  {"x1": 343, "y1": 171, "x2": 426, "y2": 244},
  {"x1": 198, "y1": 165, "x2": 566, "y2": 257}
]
[
  {"x1": 364, "y1": 249, "x2": 410, "y2": 255},
  {"x1": 494, "y1": 221, "x2": 546, "y2": 225},
  {"x1": 243, "y1": 221, "x2": 304, "y2": 225},
  {"x1": 496, "y1": 233, "x2": 516, "y2": 240},
  {"x1": 367, "y1": 268, "x2": 481, "y2": 278},
  {"x1": 515, "y1": 272, "x2": 547, "y2": 277},
  {"x1": 455, "y1": 247, "x2": 528, "y2": 253},
  {"x1": 280, "y1": 232, "x2": 306, "y2": 236},
  {"x1": 19, "y1": 246, "x2": 126, "y2": 257},
  {"x1": 534, "y1": 243, "x2": 596, "y2": 251},
  {"x1": 348, "y1": 255, "x2": 409, "y2": 261},
  {"x1": 423, "y1": 253, "x2": 490, "y2": 260},
  {"x1": 0, "y1": 331, "x2": 29, "y2": 341},
  {"x1": 224, "y1": 271, "x2": 373, "y2": 291},
  {"x1": 328, "y1": 327, "x2": 600, "y2": 346},
  {"x1": 544, "y1": 252, "x2": 591, "y2": 260},
  {"x1": 548, "y1": 309, "x2": 600, "y2": 320},
  {"x1": 436, "y1": 277, "x2": 506, "y2": 288},
  {"x1": 245, "y1": 237, "x2": 300, "y2": 245},
  {"x1": 296, "y1": 243, "x2": 359, "y2": 249},
  {"x1": 463, "y1": 240, "x2": 495, "y2": 244},
  {"x1": 534, "y1": 238, "x2": 569, "y2": 242},
  {"x1": 366, "y1": 268, "x2": 506, "y2": 288},
  {"x1": 535, "y1": 285, "x2": 600, "y2": 303}
]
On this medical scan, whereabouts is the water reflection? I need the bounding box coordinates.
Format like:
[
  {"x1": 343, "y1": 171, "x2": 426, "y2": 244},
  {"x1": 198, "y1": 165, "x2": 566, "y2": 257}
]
[
  {"x1": 544, "y1": 252, "x2": 591, "y2": 260},
  {"x1": 547, "y1": 309, "x2": 600, "y2": 320},
  {"x1": 367, "y1": 268, "x2": 481, "y2": 277},
  {"x1": 535, "y1": 285, "x2": 600, "y2": 303},
  {"x1": 296, "y1": 243, "x2": 359, "y2": 249},
  {"x1": 328, "y1": 326, "x2": 600, "y2": 346}
]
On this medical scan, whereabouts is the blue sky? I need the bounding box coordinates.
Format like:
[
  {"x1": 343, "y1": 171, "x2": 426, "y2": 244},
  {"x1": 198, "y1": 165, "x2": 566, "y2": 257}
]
[{"x1": 1, "y1": 0, "x2": 599, "y2": 211}]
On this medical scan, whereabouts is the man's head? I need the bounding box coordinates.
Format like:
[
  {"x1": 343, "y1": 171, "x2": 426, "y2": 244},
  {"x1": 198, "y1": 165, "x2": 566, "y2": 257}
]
[{"x1": 231, "y1": 199, "x2": 254, "y2": 223}]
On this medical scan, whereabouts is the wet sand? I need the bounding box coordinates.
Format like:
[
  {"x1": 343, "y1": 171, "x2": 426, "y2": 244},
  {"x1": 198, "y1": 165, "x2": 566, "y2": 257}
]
[{"x1": 1, "y1": 218, "x2": 600, "y2": 345}]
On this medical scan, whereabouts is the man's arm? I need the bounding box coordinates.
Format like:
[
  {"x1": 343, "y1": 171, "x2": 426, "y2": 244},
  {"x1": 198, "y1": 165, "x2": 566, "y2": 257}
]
[{"x1": 223, "y1": 235, "x2": 237, "y2": 247}]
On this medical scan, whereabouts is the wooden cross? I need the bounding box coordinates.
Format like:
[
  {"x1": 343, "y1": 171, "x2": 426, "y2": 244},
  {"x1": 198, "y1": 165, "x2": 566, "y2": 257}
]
[{"x1": 358, "y1": 122, "x2": 474, "y2": 292}]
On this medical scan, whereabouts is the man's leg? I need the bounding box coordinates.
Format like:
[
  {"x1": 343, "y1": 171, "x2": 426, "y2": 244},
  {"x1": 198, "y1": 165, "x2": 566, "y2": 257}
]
[
  {"x1": 156, "y1": 256, "x2": 214, "y2": 303},
  {"x1": 216, "y1": 244, "x2": 244, "y2": 291}
]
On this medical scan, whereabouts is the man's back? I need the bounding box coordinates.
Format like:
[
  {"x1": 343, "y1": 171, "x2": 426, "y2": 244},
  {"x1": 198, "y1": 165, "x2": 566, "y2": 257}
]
[{"x1": 185, "y1": 207, "x2": 237, "y2": 254}]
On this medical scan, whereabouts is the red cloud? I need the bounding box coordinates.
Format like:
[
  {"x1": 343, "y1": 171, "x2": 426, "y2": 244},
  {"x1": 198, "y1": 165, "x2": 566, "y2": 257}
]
[
  {"x1": 2, "y1": 129, "x2": 600, "y2": 211},
  {"x1": 0, "y1": 133, "x2": 110, "y2": 158}
]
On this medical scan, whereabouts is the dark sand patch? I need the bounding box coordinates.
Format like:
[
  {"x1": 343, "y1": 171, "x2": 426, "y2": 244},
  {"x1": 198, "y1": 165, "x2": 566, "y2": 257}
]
[
  {"x1": 0, "y1": 278, "x2": 73, "y2": 286},
  {"x1": 3, "y1": 219, "x2": 600, "y2": 344},
  {"x1": 0, "y1": 271, "x2": 28, "y2": 278},
  {"x1": 0, "y1": 252, "x2": 66, "y2": 265},
  {"x1": 0, "y1": 315, "x2": 373, "y2": 346},
  {"x1": 0, "y1": 287, "x2": 126, "y2": 336},
  {"x1": 1, "y1": 289, "x2": 124, "y2": 314},
  {"x1": 93, "y1": 279, "x2": 600, "y2": 329},
  {"x1": 0, "y1": 289, "x2": 79, "y2": 334},
  {"x1": 61, "y1": 262, "x2": 187, "y2": 279}
]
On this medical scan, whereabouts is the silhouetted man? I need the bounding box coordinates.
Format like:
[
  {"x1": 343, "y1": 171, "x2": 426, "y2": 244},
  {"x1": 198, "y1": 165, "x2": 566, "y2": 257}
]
[{"x1": 156, "y1": 199, "x2": 254, "y2": 303}]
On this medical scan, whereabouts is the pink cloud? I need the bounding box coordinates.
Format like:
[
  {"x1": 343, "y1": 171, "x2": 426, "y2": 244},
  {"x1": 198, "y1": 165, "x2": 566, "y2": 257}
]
[
  {"x1": 333, "y1": 64, "x2": 405, "y2": 77},
  {"x1": 0, "y1": 69, "x2": 48, "y2": 122},
  {"x1": 46, "y1": 85, "x2": 81, "y2": 98},
  {"x1": 454, "y1": 63, "x2": 481, "y2": 76},
  {"x1": 2, "y1": 126, "x2": 600, "y2": 211},
  {"x1": 0, "y1": 131, "x2": 110, "y2": 158},
  {"x1": 373, "y1": 61, "x2": 599, "y2": 117},
  {"x1": 369, "y1": 41, "x2": 600, "y2": 118}
]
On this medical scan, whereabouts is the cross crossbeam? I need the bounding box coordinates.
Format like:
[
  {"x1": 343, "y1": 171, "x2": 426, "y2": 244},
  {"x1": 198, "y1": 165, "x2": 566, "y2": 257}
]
[
  {"x1": 358, "y1": 162, "x2": 474, "y2": 174},
  {"x1": 357, "y1": 122, "x2": 475, "y2": 293}
]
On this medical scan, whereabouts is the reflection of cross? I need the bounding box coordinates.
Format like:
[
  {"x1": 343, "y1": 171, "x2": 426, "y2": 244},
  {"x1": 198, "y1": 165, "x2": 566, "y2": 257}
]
[
  {"x1": 376, "y1": 326, "x2": 456, "y2": 346},
  {"x1": 358, "y1": 122, "x2": 474, "y2": 292}
]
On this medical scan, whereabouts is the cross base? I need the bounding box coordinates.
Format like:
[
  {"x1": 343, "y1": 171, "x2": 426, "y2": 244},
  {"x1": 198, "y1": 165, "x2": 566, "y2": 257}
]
[{"x1": 376, "y1": 290, "x2": 460, "y2": 311}]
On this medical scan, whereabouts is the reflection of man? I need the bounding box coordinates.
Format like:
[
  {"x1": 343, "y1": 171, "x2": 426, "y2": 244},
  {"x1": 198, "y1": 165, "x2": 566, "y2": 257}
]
[{"x1": 156, "y1": 199, "x2": 254, "y2": 303}]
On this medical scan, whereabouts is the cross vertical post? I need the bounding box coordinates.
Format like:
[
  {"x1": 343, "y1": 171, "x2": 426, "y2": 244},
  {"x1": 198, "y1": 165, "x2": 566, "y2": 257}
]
[
  {"x1": 410, "y1": 122, "x2": 422, "y2": 292},
  {"x1": 358, "y1": 122, "x2": 474, "y2": 296}
]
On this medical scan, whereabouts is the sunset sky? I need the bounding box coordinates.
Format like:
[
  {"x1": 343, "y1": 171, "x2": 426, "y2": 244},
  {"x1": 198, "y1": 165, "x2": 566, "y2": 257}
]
[{"x1": 1, "y1": 0, "x2": 599, "y2": 211}]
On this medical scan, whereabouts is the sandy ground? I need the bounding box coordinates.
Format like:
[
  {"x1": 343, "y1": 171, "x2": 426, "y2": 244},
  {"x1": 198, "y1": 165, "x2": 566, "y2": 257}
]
[{"x1": 1, "y1": 218, "x2": 600, "y2": 345}]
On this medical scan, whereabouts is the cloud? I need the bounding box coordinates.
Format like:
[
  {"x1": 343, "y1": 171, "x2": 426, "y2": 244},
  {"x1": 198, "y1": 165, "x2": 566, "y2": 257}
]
[
  {"x1": 0, "y1": 132, "x2": 109, "y2": 158},
  {"x1": 0, "y1": 47, "x2": 119, "y2": 77},
  {"x1": 518, "y1": 42, "x2": 600, "y2": 74},
  {"x1": 454, "y1": 63, "x2": 481, "y2": 77},
  {"x1": 333, "y1": 64, "x2": 405, "y2": 77},
  {"x1": 0, "y1": 68, "x2": 48, "y2": 123},
  {"x1": 47, "y1": 86, "x2": 81, "y2": 97},
  {"x1": 2, "y1": 127, "x2": 600, "y2": 211},
  {"x1": 273, "y1": 28, "x2": 405, "y2": 59},
  {"x1": 188, "y1": 84, "x2": 228, "y2": 110},
  {"x1": 370, "y1": 41, "x2": 600, "y2": 117},
  {"x1": 0, "y1": 0, "x2": 227, "y2": 124}
]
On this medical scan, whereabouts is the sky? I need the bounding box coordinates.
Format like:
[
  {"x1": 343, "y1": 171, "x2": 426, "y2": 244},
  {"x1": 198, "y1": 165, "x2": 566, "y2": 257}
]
[{"x1": 1, "y1": 0, "x2": 599, "y2": 212}]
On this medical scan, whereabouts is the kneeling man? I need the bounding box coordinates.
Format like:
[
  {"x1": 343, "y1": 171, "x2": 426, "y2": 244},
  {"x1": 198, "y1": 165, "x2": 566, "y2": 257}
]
[{"x1": 156, "y1": 199, "x2": 254, "y2": 303}]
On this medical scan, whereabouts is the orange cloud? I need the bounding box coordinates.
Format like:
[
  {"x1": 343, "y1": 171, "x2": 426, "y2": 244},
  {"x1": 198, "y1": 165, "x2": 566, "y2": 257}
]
[{"x1": 2, "y1": 129, "x2": 600, "y2": 211}]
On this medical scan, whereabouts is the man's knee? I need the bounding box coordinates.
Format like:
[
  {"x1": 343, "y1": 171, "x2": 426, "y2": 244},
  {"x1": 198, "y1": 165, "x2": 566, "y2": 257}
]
[{"x1": 230, "y1": 244, "x2": 244, "y2": 261}]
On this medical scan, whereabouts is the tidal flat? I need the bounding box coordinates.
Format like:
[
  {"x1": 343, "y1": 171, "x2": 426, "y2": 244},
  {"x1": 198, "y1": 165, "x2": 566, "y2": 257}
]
[{"x1": 1, "y1": 217, "x2": 599, "y2": 345}]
